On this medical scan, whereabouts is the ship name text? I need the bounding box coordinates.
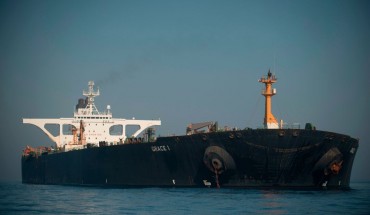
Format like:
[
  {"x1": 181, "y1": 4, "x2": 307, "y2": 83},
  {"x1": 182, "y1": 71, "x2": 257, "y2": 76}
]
[{"x1": 151, "y1": 145, "x2": 171, "y2": 152}]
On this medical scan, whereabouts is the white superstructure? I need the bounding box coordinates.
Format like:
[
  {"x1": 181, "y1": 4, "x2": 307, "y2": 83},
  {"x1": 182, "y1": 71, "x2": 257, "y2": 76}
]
[{"x1": 23, "y1": 81, "x2": 161, "y2": 151}]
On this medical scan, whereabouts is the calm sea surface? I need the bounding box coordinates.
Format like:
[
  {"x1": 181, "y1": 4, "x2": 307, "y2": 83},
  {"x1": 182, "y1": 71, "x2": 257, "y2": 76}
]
[{"x1": 1, "y1": 181, "x2": 369, "y2": 214}]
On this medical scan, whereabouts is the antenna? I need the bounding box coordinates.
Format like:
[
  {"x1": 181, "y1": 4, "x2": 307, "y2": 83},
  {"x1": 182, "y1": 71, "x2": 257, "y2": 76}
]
[
  {"x1": 82, "y1": 81, "x2": 100, "y2": 115},
  {"x1": 274, "y1": 53, "x2": 276, "y2": 75}
]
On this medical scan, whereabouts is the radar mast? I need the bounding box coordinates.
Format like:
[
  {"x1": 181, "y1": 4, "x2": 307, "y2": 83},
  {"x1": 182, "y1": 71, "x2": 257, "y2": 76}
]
[
  {"x1": 83, "y1": 81, "x2": 100, "y2": 115},
  {"x1": 259, "y1": 70, "x2": 280, "y2": 129}
]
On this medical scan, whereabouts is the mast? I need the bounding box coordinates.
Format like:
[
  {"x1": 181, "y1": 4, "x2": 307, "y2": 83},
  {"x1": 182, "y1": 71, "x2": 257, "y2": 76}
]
[
  {"x1": 259, "y1": 70, "x2": 279, "y2": 129},
  {"x1": 83, "y1": 81, "x2": 100, "y2": 115}
]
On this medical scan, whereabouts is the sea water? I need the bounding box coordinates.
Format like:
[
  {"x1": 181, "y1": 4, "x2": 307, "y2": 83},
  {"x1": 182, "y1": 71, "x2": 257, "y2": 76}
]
[{"x1": 1, "y1": 181, "x2": 369, "y2": 214}]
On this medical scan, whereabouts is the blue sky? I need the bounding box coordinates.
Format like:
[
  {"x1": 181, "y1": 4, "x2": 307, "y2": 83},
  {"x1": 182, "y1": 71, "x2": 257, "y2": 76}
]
[{"x1": 0, "y1": 0, "x2": 369, "y2": 181}]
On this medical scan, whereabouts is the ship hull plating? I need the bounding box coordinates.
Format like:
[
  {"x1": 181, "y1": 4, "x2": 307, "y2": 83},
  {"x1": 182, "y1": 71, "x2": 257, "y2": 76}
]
[{"x1": 22, "y1": 129, "x2": 358, "y2": 189}]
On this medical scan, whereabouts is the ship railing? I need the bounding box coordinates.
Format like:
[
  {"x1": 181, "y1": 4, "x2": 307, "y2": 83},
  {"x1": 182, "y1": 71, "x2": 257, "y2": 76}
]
[
  {"x1": 74, "y1": 110, "x2": 112, "y2": 116},
  {"x1": 281, "y1": 123, "x2": 300, "y2": 129},
  {"x1": 125, "y1": 137, "x2": 145, "y2": 144},
  {"x1": 259, "y1": 75, "x2": 277, "y2": 82},
  {"x1": 256, "y1": 123, "x2": 301, "y2": 129},
  {"x1": 22, "y1": 146, "x2": 53, "y2": 157}
]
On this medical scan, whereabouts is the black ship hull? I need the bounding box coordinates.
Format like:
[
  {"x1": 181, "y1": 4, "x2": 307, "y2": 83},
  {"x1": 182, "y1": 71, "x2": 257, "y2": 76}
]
[{"x1": 22, "y1": 129, "x2": 359, "y2": 189}]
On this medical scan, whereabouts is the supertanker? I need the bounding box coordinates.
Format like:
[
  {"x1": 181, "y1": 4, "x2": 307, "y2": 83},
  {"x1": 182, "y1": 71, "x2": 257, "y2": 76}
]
[{"x1": 22, "y1": 71, "x2": 359, "y2": 189}]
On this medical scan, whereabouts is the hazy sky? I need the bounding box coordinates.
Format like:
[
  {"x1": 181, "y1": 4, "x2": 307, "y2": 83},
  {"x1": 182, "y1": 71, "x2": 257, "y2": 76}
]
[{"x1": 0, "y1": 0, "x2": 369, "y2": 182}]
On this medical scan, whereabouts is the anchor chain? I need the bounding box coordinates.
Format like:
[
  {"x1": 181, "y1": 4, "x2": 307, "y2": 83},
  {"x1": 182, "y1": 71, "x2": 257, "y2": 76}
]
[{"x1": 215, "y1": 169, "x2": 220, "y2": 188}]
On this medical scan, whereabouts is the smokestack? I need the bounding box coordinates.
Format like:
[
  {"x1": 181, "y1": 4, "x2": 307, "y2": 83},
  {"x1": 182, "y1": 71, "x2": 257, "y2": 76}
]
[{"x1": 75, "y1": 98, "x2": 86, "y2": 110}]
